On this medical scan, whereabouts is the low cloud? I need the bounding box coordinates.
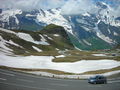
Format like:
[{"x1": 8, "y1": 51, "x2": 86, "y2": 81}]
[
  {"x1": 105, "y1": 0, "x2": 120, "y2": 18},
  {"x1": 61, "y1": 0, "x2": 120, "y2": 17},
  {"x1": 61, "y1": 0, "x2": 97, "y2": 15}
]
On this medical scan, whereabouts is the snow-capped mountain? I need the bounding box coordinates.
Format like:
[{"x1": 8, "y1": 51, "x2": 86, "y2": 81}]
[
  {"x1": 0, "y1": 2, "x2": 120, "y2": 50},
  {"x1": 0, "y1": 8, "x2": 73, "y2": 34}
]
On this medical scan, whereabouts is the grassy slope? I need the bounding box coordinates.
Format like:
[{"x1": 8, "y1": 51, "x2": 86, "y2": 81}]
[
  {"x1": 69, "y1": 33, "x2": 112, "y2": 50},
  {"x1": 53, "y1": 50, "x2": 120, "y2": 62},
  {"x1": 0, "y1": 24, "x2": 74, "y2": 55}
]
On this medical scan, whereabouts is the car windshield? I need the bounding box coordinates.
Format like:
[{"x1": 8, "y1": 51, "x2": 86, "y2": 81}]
[{"x1": 90, "y1": 75, "x2": 104, "y2": 79}]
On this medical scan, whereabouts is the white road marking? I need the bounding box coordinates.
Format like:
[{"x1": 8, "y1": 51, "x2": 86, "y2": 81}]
[
  {"x1": 0, "y1": 78, "x2": 7, "y2": 81},
  {"x1": 0, "y1": 81, "x2": 55, "y2": 90},
  {"x1": 0, "y1": 72, "x2": 15, "y2": 76},
  {"x1": 50, "y1": 83, "x2": 68, "y2": 87},
  {"x1": 17, "y1": 78, "x2": 34, "y2": 83},
  {"x1": 0, "y1": 69, "x2": 51, "y2": 79},
  {"x1": 108, "y1": 80, "x2": 120, "y2": 84},
  {"x1": 0, "y1": 69, "x2": 83, "y2": 82},
  {"x1": 0, "y1": 69, "x2": 82, "y2": 82},
  {"x1": 108, "y1": 78, "x2": 120, "y2": 81}
]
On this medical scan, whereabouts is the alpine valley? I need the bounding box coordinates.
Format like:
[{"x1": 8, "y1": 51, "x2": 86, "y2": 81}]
[{"x1": 0, "y1": 0, "x2": 120, "y2": 77}]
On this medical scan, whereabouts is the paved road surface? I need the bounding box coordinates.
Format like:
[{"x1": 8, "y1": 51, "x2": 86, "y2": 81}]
[{"x1": 0, "y1": 69, "x2": 120, "y2": 90}]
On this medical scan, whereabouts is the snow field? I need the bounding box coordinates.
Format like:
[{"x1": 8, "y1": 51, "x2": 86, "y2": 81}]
[{"x1": 0, "y1": 54, "x2": 120, "y2": 74}]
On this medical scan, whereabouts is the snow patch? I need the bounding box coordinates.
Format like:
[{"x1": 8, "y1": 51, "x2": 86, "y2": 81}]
[
  {"x1": 32, "y1": 46, "x2": 42, "y2": 52},
  {"x1": 114, "y1": 32, "x2": 118, "y2": 36},
  {"x1": 75, "y1": 46, "x2": 82, "y2": 51},
  {"x1": 55, "y1": 48, "x2": 59, "y2": 51},
  {"x1": 53, "y1": 34, "x2": 60, "y2": 37},
  {"x1": 55, "y1": 55, "x2": 65, "y2": 58},
  {"x1": 97, "y1": 32, "x2": 113, "y2": 43},
  {"x1": 83, "y1": 39, "x2": 92, "y2": 46},
  {"x1": 0, "y1": 36, "x2": 13, "y2": 51},
  {"x1": 108, "y1": 29, "x2": 111, "y2": 34},
  {"x1": 17, "y1": 33, "x2": 50, "y2": 45},
  {"x1": 8, "y1": 40, "x2": 22, "y2": 48},
  {"x1": 81, "y1": 26, "x2": 91, "y2": 32},
  {"x1": 82, "y1": 13, "x2": 90, "y2": 17},
  {"x1": 26, "y1": 14, "x2": 36, "y2": 17},
  {"x1": 39, "y1": 34, "x2": 50, "y2": 45},
  {"x1": 92, "y1": 54, "x2": 106, "y2": 56},
  {"x1": 17, "y1": 32, "x2": 35, "y2": 43},
  {"x1": 44, "y1": 35, "x2": 53, "y2": 40},
  {"x1": 0, "y1": 28, "x2": 16, "y2": 34}
]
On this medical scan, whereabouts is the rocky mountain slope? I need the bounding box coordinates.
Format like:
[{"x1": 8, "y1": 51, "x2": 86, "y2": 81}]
[{"x1": 0, "y1": 24, "x2": 74, "y2": 55}]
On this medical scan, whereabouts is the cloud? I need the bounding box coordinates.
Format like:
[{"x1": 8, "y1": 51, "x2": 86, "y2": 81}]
[
  {"x1": 61, "y1": 0, "x2": 120, "y2": 17},
  {"x1": 0, "y1": 0, "x2": 119, "y2": 17},
  {"x1": 112, "y1": 7, "x2": 120, "y2": 18},
  {"x1": 61, "y1": 0, "x2": 96, "y2": 15},
  {"x1": 0, "y1": 0, "x2": 66, "y2": 11},
  {"x1": 105, "y1": 0, "x2": 120, "y2": 18}
]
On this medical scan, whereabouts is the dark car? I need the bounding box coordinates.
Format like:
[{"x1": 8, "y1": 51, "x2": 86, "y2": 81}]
[{"x1": 88, "y1": 75, "x2": 107, "y2": 84}]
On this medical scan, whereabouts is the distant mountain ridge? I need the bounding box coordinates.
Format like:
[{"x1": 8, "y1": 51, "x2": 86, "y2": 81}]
[{"x1": 0, "y1": 1, "x2": 120, "y2": 50}]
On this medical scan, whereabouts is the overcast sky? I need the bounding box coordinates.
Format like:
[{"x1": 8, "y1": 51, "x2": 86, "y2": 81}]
[
  {"x1": 0, "y1": 0, "x2": 119, "y2": 10},
  {"x1": 0, "y1": 0, "x2": 67, "y2": 10},
  {"x1": 0, "y1": 0, "x2": 119, "y2": 16}
]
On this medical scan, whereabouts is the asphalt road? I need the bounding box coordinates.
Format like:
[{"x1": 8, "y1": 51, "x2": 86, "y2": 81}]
[{"x1": 0, "y1": 69, "x2": 120, "y2": 90}]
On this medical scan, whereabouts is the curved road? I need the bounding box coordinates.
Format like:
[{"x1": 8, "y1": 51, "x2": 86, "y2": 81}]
[{"x1": 0, "y1": 69, "x2": 120, "y2": 90}]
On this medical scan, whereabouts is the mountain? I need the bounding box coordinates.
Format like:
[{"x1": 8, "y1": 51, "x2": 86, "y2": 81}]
[
  {"x1": 0, "y1": 24, "x2": 74, "y2": 55},
  {"x1": 0, "y1": 2, "x2": 120, "y2": 50}
]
